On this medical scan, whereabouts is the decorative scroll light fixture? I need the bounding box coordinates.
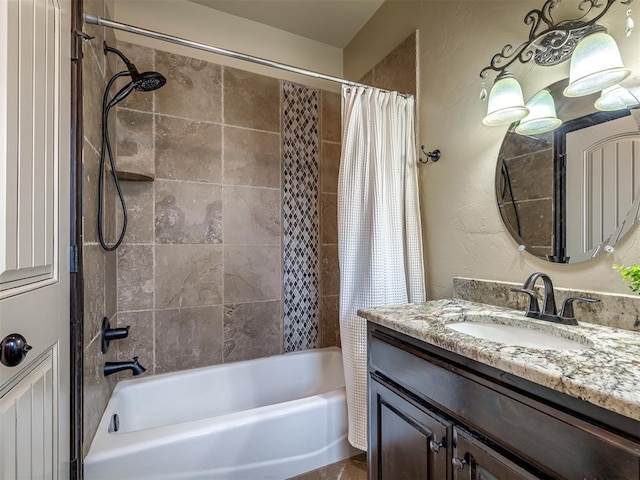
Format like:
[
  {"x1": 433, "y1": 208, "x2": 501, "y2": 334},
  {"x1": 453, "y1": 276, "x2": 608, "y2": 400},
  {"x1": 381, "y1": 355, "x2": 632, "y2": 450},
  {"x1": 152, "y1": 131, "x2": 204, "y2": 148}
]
[{"x1": 480, "y1": 0, "x2": 634, "y2": 131}]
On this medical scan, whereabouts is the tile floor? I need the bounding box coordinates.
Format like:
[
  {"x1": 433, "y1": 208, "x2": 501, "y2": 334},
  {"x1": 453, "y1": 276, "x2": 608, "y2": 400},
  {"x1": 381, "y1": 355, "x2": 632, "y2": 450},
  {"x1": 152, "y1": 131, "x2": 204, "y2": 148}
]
[{"x1": 288, "y1": 453, "x2": 367, "y2": 480}]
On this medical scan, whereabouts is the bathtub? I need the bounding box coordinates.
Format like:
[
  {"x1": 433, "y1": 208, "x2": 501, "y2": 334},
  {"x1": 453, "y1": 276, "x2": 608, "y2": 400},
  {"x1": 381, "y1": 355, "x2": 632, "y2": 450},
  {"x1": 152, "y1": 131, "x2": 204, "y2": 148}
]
[{"x1": 84, "y1": 347, "x2": 358, "y2": 480}]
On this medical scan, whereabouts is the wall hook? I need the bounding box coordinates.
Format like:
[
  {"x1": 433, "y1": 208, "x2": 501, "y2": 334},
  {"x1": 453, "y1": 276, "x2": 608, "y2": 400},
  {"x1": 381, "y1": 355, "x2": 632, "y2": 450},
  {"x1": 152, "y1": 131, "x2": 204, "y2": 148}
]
[{"x1": 420, "y1": 146, "x2": 441, "y2": 164}]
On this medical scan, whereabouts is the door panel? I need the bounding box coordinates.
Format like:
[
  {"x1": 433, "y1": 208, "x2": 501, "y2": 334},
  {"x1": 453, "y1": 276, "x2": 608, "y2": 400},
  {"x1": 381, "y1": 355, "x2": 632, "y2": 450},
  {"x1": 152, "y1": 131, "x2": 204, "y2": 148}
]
[
  {"x1": 0, "y1": 0, "x2": 71, "y2": 477},
  {"x1": 369, "y1": 377, "x2": 450, "y2": 480},
  {"x1": 453, "y1": 427, "x2": 540, "y2": 480},
  {"x1": 0, "y1": 0, "x2": 58, "y2": 292},
  {"x1": 0, "y1": 351, "x2": 55, "y2": 479}
]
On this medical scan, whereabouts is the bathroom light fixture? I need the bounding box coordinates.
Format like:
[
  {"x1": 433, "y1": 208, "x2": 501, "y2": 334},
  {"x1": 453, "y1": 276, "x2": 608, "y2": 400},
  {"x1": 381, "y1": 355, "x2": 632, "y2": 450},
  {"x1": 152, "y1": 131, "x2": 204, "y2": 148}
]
[
  {"x1": 564, "y1": 32, "x2": 631, "y2": 97},
  {"x1": 483, "y1": 71, "x2": 529, "y2": 126},
  {"x1": 595, "y1": 84, "x2": 640, "y2": 110},
  {"x1": 480, "y1": 0, "x2": 633, "y2": 126},
  {"x1": 515, "y1": 89, "x2": 562, "y2": 135}
]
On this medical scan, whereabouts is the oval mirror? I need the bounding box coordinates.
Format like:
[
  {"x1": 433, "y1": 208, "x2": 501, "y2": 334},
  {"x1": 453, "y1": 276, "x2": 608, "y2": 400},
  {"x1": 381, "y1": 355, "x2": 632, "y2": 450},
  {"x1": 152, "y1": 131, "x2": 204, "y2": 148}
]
[{"x1": 496, "y1": 78, "x2": 640, "y2": 263}]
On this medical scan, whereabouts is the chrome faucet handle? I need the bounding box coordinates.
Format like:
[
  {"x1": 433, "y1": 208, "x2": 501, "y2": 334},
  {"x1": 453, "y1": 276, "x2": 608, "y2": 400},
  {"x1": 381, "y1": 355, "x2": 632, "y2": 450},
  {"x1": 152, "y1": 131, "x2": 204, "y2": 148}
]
[
  {"x1": 510, "y1": 288, "x2": 540, "y2": 313},
  {"x1": 560, "y1": 297, "x2": 600, "y2": 320}
]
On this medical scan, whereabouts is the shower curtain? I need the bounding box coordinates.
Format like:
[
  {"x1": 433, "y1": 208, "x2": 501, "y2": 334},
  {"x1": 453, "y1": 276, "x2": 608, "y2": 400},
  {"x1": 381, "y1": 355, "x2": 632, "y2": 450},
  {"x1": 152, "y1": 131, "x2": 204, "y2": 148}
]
[{"x1": 338, "y1": 86, "x2": 426, "y2": 451}]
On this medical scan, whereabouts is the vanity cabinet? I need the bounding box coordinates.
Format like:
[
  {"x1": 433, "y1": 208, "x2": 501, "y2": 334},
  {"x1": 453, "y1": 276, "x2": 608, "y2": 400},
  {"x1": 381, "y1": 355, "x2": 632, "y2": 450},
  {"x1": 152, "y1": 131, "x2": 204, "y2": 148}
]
[{"x1": 367, "y1": 323, "x2": 640, "y2": 480}]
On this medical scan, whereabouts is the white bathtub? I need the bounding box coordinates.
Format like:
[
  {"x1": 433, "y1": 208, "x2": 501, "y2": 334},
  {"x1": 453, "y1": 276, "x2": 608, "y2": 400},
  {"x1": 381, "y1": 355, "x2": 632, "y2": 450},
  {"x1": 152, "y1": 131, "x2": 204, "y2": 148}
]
[{"x1": 84, "y1": 347, "x2": 358, "y2": 480}]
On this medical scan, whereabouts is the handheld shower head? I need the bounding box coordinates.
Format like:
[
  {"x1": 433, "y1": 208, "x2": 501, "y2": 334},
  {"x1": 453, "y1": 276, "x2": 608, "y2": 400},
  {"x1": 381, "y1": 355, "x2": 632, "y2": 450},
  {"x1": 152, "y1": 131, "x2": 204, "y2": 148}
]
[
  {"x1": 131, "y1": 70, "x2": 166, "y2": 92},
  {"x1": 103, "y1": 43, "x2": 166, "y2": 102}
]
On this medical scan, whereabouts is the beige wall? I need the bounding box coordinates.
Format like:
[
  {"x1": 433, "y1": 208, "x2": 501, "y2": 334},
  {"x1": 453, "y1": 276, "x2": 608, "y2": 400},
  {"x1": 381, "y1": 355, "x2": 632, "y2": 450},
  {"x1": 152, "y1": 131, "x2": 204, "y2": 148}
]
[
  {"x1": 345, "y1": 0, "x2": 640, "y2": 299},
  {"x1": 112, "y1": 0, "x2": 343, "y2": 92}
]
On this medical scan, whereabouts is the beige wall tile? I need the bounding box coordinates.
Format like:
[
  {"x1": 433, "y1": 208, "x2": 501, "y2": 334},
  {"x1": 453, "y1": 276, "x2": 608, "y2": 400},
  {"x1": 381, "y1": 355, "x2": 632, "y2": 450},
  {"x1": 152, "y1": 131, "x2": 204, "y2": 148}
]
[
  {"x1": 155, "y1": 306, "x2": 223, "y2": 373},
  {"x1": 155, "y1": 115, "x2": 222, "y2": 183},
  {"x1": 117, "y1": 245, "x2": 154, "y2": 311},
  {"x1": 83, "y1": 143, "x2": 100, "y2": 244},
  {"x1": 118, "y1": 181, "x2": 154, "y2": 244},
  {"x1": 224, "y1": 67, "x2": 281, "y2": 132},
  {"x1": 82, "y1": 47, "x2": 106, "y2": 151},
  {"x1": 83, "y1": 3, "x2": 105, "y2": 72},
  {"x1": 155, "y1": 180, "x2": 223, "y2": 244},
  {"x1": 223, "y1": 301, "x2": 282, "y2": 362},
  {"x1": 82, "y1": 331, "x2": 117, "y2": 456},
  {"x1": 117, "y1": 311, "x2": 154, "y2": 375},
  {"x1": 223, "y1": 186, "x2": 281, "y2": 245},
  {"x1": 105, "y1": 251, "x2": 118, "y2": 319},
  {"x1": 224, "y1": 245, "x2": 281, "y2": 304},
  {"x1": 155, "y1": 244, "x2": 223, "y2": 309},
  {"x1": 369, "y1": 32, "x2": 417, "y2": 96},
  {"x1": 155, "y1": 50, "x2": 222, "y2": 122},
  {"x1": 321, "y1": 193, "x2": 338, "y2": 245},
  {"x1": 83, "y1": 245, "x2": 105, "y2": 346},
  {"x1": 116, "y1": 109, "x2": 154, "y2": 178},
  {"x1": 321, "y1": 244, "x2": 340, "y2": 296},
  {"x1": 321, "y1": 141, "x2": 341, "y2": 194},
  {"x1": 223, "y1": 126, "x2": 281, "y2": 188},
  {"x1": 321, "y1": 295, "x2": 340, "y2": 348},
  {"x1": 321, "y1": 91, "x2": 341, "y2": 143}
]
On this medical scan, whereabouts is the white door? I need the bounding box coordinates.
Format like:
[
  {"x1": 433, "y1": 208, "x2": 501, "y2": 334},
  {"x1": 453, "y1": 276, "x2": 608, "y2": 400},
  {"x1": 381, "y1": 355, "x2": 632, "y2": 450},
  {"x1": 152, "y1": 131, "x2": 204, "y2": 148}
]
[
  {"x1": 0, "y1": 0, "x2": 71, "y2": 478},
  {"x1": 565, "y1": 115, "x2": 640, "y2": 261}
]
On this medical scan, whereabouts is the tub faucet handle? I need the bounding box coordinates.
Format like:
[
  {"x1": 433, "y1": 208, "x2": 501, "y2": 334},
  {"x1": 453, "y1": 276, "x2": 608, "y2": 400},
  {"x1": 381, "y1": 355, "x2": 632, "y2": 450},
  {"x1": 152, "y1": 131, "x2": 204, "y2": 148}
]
[{"x1": 101, "y1": 317, "x2": 131, "y2": 354}]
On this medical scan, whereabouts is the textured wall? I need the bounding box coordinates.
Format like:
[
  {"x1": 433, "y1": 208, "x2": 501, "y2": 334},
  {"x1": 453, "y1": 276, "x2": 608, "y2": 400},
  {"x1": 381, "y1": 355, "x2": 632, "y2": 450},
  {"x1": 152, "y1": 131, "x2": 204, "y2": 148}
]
[
  {"x1": 82, "y1": 0, "x2": 119, "y2": 456},
  {"x1": 344, "y1": 1, "x2": 640, "y2": 299}
]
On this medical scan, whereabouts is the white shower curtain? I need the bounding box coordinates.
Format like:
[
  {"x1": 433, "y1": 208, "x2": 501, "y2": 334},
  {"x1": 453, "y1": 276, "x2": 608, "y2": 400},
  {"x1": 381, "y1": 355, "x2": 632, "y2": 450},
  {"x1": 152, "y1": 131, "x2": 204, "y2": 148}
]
[{"x1": 337, "y1": 86, "x2": 426, "y2": 451}]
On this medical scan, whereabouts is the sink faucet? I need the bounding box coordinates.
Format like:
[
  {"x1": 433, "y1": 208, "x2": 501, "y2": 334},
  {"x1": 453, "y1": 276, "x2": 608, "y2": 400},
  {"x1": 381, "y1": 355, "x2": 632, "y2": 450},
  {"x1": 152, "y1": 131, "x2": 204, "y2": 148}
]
[
  {"x1": 104, "y1": 356, "x2": 146, "y2": 377},
  {"x1": 511, "y1": 272, "x2": 599, "y2": 326}
]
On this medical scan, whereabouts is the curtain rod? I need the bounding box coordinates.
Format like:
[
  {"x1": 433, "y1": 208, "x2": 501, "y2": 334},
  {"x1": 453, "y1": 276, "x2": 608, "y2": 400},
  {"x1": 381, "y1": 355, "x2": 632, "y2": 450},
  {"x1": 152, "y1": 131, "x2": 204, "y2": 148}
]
[{"x1": 83, "y1": 14, "x2": 412, "y2": 96}]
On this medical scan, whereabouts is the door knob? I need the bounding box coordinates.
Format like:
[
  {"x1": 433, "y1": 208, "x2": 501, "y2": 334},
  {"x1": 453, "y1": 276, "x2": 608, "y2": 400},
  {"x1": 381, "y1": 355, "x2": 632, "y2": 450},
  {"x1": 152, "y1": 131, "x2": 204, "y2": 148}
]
[{"x1": 1, "y1": 334, "x2": 32, "y2": 367}]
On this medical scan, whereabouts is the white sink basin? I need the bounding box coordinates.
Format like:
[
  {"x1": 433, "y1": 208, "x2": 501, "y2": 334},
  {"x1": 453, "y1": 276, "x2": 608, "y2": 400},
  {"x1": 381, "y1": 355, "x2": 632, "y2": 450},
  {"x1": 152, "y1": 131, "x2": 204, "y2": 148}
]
[{"x1": 445, "y1": 322, "x2": 589, "y2": 350}]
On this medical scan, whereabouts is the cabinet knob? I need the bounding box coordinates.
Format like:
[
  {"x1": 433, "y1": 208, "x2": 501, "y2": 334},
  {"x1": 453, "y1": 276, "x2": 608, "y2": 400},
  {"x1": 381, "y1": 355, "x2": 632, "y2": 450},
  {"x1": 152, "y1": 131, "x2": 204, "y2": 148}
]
[
  {"x1": 452, "y1": 456, "x2": 467, "y2": 471},
  {"x1": 429, "y1": 439, "x2": 444, "y2": 453}
]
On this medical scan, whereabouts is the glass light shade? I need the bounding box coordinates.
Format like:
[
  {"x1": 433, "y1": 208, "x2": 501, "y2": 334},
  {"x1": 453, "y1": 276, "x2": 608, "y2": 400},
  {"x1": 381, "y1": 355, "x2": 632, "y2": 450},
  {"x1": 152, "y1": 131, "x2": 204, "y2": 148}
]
[
  {"x1": 515, "y1": 89, "x2": 562, "y2": 135},
  {"x1": 595, "y1": 84, "x2": 640, "y2": 111},
  {"x1": 483, "y1": 73, "x2": 529, "y2": 126},
  {"x1": 564, "y1": 32, "x2": 631, "y2": 97}
]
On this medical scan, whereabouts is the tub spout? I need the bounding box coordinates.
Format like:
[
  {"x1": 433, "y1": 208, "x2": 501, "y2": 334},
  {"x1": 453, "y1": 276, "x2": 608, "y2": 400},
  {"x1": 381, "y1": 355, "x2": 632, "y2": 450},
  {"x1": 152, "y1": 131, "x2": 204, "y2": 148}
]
[{"x1": 104, "y1": 356, "x2": 146, "y2": 377}]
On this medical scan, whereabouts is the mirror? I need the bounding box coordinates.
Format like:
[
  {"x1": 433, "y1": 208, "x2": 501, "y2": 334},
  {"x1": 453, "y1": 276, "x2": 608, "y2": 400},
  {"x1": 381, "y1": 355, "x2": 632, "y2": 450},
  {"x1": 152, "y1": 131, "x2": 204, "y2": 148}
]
[{"x1": 496, "y1": 78, "x2": 640, "y2": 264}]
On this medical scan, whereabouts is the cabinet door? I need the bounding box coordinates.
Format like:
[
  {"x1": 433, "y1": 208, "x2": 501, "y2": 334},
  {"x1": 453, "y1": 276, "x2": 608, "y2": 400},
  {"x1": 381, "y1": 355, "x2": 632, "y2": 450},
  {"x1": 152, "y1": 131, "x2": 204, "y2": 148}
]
[
  {"x1": 453, "y1": 427, "x2": 541, "y2": 480},
  {"x1": 369, "y1": 377, "x2": 450, "y2": 480}
]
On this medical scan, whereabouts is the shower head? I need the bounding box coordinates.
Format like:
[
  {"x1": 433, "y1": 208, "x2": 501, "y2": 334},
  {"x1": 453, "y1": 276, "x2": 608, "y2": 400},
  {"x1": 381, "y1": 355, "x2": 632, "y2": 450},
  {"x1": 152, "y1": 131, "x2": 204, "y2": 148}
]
[
  {"x1": 103, "y1": 42, "x2": 166, "y2": 94},
  {"x1": 131, "y1": 70, "x2": 166, "y2": 92}
]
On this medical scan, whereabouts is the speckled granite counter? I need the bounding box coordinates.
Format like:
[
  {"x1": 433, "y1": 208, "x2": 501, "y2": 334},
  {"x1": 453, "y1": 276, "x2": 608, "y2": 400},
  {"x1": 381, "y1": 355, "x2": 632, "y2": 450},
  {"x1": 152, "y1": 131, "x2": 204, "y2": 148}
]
[{"x1": 358, "y1": 299, "x2": 640, "y2": 422}]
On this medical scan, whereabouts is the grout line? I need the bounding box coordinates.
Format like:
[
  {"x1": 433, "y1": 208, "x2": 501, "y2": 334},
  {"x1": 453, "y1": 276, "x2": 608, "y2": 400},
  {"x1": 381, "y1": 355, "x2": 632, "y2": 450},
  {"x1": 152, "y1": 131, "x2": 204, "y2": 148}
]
[
  {"x1": 118, "y1": 106, "x2": 282, "y2": 136},
  {"x1": 155, "y1": 177, "x2": 281, "y2": 190}
]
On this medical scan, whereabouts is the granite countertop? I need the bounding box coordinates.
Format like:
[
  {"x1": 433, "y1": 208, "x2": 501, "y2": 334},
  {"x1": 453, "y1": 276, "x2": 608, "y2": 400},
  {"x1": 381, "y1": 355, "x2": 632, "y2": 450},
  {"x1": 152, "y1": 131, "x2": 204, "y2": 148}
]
[{"x1": 358, "y1": 299, "x2": 640, "y2": 421}]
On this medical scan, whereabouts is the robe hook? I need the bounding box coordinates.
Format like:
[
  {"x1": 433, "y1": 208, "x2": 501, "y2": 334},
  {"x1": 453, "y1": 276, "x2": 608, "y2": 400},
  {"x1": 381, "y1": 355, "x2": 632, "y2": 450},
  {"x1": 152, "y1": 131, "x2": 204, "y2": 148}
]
[{"x1": 420, "y1": 146, "x2": 441, "y2": 164}]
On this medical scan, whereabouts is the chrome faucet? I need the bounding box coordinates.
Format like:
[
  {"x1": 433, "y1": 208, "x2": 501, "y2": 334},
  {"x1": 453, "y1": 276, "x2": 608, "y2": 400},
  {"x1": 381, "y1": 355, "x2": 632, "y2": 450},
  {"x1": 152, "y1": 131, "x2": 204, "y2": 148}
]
[
  {"x1": 511, "y1": 272, "x2": 599, "y2": 325},
  {"x1": 104, "y1": 356, "x2": 146, "y2": 377}
]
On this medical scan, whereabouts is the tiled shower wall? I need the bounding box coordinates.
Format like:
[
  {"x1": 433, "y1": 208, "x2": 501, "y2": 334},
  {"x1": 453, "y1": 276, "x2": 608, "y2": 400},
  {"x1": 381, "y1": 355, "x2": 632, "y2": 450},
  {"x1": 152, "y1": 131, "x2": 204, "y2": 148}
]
[
  {"x1": 112, "y1": 42, "x2": 342, "y2": 375},
  {"x1": 81, "y1": 0, "x2": 119, "y2": 456}
]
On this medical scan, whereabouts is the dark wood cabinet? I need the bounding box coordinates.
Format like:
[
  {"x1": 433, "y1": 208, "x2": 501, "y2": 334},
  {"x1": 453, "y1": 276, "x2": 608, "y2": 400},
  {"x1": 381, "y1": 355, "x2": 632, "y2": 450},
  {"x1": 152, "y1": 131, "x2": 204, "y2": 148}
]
[
  {"x1": 369, "y1": 376, "x2": 450, "y2": 479},
  {"x1": 452, "y1": 427, "x2": 538, "y2": 480},
  {"x1": 367, "y1": 323, "x2": 640, "y2": 480}
]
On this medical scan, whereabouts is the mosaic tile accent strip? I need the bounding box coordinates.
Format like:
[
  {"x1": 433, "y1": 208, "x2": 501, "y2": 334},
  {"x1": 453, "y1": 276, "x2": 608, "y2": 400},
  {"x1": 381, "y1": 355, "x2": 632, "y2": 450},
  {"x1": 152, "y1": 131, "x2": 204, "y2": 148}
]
[{"x1": 282, "y1": 83, "x2": 320, "y2": 352}]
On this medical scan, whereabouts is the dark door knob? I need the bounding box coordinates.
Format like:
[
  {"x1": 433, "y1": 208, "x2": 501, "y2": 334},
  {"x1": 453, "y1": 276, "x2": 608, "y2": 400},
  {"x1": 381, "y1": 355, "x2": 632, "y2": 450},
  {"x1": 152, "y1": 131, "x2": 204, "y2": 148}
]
[{"x1": 1, "y1": 334, "x2": 32, "y2": 367}]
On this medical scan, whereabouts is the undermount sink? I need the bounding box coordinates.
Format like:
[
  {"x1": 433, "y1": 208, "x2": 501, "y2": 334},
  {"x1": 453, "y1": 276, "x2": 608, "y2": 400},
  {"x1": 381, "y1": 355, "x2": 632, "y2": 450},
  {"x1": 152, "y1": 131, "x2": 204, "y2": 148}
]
[{"x1": 445, "y1": 320, "x2": 590, "y2": 351}]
